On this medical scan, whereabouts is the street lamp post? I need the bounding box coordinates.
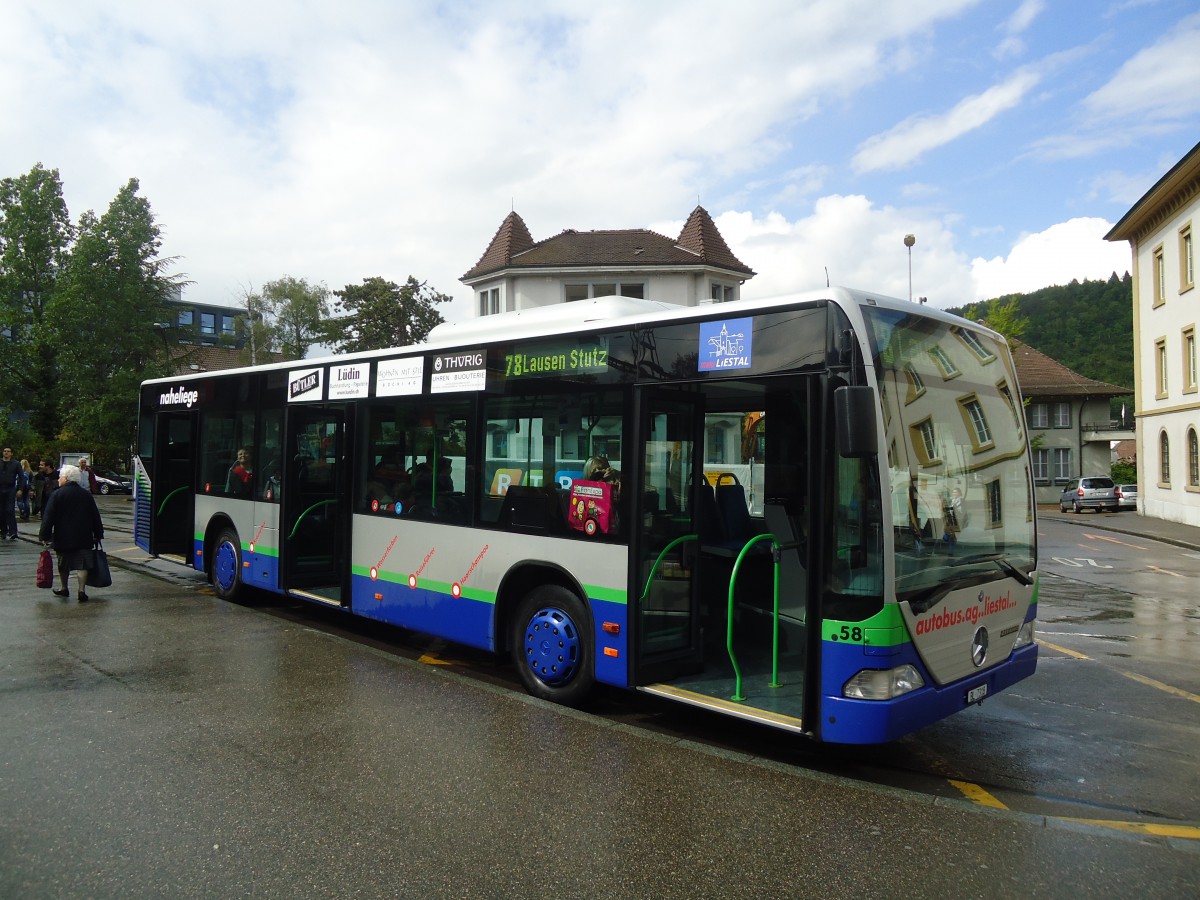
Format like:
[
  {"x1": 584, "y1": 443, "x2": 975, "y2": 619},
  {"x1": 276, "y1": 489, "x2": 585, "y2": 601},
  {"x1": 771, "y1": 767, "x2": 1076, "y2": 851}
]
[{"x1": 903, "y1": 233, "x2": 916, "y2": 302}]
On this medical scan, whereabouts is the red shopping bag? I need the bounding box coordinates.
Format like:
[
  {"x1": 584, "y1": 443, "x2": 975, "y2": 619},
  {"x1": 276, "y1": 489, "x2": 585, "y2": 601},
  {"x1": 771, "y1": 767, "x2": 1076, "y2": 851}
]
[{"x1": 36, "y1": 549, "x2": 54, "y2": 589}]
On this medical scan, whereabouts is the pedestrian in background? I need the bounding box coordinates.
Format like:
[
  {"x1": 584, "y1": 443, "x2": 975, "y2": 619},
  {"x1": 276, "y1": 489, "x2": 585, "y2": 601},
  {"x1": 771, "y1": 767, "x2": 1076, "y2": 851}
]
[
  {"x1": 39, "y1": 464, "x2": 104, "y2": 602},
  {"x1": 0, "y1": 446, "x2": 20, "y2": 541},
  {"x1": 33, "y1": 459, "x2": 59, "y2": 517},
  {"x1": 16, "y1": 458, "x2": 33, "y2": 522},
  {"x1": 78, "y1": 458, "x2": 98, "y2": 494}
]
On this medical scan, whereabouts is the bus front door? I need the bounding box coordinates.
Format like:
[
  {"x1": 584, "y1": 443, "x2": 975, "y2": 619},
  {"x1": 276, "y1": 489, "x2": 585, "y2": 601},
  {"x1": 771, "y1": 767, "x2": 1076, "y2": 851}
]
[
  {"x1": 635, "y1": 391, "x2": 705, "y2": 682},
  {"x1": 150, "y1": 412, "x2": 196, "y2": 564},
  {"x1": 282, "y1": 405, "x2": 350, "y2": 605}
]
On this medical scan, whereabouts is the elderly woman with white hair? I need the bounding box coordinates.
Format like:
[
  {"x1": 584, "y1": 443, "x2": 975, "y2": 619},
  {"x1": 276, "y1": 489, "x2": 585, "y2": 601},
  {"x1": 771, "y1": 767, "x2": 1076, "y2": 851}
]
[{"x1": 38, "y1": 464, "x2": 105, "y2": 602}]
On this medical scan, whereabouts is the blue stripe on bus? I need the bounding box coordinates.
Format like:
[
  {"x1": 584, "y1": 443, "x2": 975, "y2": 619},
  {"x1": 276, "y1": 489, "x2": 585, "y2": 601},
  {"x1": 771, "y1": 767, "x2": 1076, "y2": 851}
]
[
  {"x1": 817, "y1": 638, "x2": 1038, "y2": 744},
  {"x1": 589, "y1": 596, "x2": 629, "y2": 689}
]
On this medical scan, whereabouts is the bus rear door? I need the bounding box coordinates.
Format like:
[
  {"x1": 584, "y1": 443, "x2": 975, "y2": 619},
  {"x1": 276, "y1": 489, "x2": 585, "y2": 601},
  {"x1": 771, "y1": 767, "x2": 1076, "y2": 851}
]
[{"x1": 282, "y1": 405, "x2": 351, "y2": 605}]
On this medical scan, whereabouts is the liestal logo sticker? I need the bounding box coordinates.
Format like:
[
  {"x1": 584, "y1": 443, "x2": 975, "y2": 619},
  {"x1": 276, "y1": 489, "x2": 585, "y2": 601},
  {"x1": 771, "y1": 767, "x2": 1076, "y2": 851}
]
[{"x1": 699, "y1": 318, "x2": 753, "y2": 371}]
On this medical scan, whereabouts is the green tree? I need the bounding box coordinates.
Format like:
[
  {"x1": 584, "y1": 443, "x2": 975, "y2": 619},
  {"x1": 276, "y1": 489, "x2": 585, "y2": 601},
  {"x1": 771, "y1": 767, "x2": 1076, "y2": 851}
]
[
  {"x1": 982, "y1": 297, "x2": 1027, "y2": 343},
  {"x1": 233, "y1": 283, "x2": 280, "y2": 366},
  {"x1": 262, "y1": 275, "x2": 331, "y2": 360},
  {"x1": 0, "y1": 163, "x2": 74, "y2": 441},
  {"x1": 328, "y1": 276, "x2": 449, "y2": 353},
  {"x1": 49, "y1": 178, "x2": 179, "y2": 460}
]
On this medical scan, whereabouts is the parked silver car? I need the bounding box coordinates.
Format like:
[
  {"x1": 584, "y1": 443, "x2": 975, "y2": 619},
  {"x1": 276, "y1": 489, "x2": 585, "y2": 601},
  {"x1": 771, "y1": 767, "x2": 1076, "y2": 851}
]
[
  {"x1": 1059, "y1": 477, "x2": 1119, "y2": 513},
  {"x1": 1115, "y1": 483, "x2": 1138, "y2": 511}
]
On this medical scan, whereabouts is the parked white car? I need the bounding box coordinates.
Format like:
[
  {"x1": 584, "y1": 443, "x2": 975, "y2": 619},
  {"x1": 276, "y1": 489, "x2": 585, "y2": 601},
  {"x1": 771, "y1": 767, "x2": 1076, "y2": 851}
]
[{"x1": 1115, "y1": 483, "x2": 1138, "y2": 511}]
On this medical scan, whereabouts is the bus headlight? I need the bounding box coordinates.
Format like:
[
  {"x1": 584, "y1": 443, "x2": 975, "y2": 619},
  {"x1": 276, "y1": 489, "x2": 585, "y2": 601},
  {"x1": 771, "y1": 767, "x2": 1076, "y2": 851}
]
[
  {"x1": 1012, "y1": 620, "x2": 1035, "y2": 649},
  {"x1": 843, "y1": 665, "x2": 925, "y2": 700}
]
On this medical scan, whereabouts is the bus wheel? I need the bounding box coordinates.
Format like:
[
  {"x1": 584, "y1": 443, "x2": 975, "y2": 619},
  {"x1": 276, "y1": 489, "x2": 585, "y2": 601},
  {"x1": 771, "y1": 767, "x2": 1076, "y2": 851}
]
[
  {"x1": 212, "y1": 528, "x2": 243, "y2": 601},
  {"x1": 511, "y1": 586, "x2": 594, "y2": 707}
]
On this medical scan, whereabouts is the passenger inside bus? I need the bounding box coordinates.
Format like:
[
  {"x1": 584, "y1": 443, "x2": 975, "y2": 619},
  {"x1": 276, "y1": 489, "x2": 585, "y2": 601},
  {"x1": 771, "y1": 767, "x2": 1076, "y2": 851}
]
[
  {"x1": 263, "y1": 460, "x2": 282, "y2": 500},
  {"x1": 225, "y1": 448, "x2": 253, "y2": 498}
]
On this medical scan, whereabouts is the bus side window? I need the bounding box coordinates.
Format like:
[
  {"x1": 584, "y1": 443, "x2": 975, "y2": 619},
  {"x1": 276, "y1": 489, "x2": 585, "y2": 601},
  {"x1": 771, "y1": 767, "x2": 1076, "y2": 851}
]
[{"x1": 257, "y1": 409, "x2": 283, "y2": 502}]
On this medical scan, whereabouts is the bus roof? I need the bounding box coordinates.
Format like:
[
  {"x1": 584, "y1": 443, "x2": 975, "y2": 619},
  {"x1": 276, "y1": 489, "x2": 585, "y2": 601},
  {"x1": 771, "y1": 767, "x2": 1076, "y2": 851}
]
[{"x1": 142, "y1": 286, "x2": 999, "y2": 386}]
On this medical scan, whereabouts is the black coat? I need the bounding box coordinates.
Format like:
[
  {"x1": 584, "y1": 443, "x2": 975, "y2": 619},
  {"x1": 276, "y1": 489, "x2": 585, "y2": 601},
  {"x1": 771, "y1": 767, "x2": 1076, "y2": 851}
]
[{"x1": 39, "y1": 482, "x2": 104, "y2": 551}]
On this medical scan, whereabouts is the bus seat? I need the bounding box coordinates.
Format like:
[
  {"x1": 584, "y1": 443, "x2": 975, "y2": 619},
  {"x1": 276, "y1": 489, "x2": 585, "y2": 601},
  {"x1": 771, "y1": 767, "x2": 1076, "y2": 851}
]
[
  {"x1": 693, "y1": 479, "x2": 739, "y2": 558},
  {"x1": 715, "y1": 482, "x2": 757, "y2": 542},
  {"x1": 764, "y1": 502, "x2": 806, "y2": 624}
]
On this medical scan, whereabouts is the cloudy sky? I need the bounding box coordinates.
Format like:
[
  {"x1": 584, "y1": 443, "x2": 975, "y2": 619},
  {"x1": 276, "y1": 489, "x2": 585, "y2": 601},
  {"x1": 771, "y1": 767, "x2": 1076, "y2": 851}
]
[{"x1": 3, "y1": 0, "x2": 1197, "y2": 321}]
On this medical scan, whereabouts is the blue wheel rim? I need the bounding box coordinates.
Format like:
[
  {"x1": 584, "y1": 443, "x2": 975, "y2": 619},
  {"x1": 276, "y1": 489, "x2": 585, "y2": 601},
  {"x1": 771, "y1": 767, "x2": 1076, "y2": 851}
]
[
  {"x1": 214, "y1": 539, "x2": 238, "y2": 593},
  {"x1": 522, "y1": 606, "x2": 581, "y2": 687}
]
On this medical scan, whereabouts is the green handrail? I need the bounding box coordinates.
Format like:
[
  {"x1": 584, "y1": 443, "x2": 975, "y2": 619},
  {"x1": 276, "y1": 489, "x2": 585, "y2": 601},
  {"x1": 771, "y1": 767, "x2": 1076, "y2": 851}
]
[
  {"x1": 638, "y1": 533, "x2": 699, "y2": 603},
  {"x1": 156, "y1": 485, "x2": 188, "y2": 517},
  {"x1": 727, "y1": 533, "x2": 781, "y2": 702},
  {"x1": 288, "y1": 499, "x2": 338, "y2": 539}
]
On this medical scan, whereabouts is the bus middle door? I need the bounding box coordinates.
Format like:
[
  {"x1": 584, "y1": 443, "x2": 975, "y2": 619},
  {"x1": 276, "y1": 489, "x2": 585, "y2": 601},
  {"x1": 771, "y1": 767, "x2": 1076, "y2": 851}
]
[
  {"x1": 635, "y1": 390, "x2": 705, "y2": 682},
  {"x1": 282, "y1": 404, "x2": 350, "y2": 606}
]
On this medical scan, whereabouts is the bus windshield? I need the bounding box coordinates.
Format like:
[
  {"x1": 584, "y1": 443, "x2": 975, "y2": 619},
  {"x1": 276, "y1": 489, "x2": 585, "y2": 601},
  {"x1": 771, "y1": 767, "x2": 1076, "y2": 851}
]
[{"x1": 864, "y1": 307, "x2": 1035, "y2": 607}]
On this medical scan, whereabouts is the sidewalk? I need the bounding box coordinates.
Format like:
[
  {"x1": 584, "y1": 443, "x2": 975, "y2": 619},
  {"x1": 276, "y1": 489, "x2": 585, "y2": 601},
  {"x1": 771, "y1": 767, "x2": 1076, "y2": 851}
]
[
  {"x1": 1037, "y1": 504, "x2": 1200, "y2": 552},
  {"x1": 12, "y1": 497, "x2": 206, "y2": 588}
]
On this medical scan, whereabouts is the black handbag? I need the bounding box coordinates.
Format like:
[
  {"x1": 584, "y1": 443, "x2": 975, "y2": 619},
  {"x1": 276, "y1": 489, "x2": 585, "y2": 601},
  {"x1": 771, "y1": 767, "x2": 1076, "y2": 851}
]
[{"x1": 89, "y1": 542, "x2": 113, "y2": 588}]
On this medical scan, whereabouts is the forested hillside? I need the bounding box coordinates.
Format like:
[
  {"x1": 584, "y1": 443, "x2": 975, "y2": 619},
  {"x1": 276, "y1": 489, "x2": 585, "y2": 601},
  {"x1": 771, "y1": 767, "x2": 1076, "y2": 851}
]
[{"x1": 949, "y1": 273, "x2": 1133, "y2": 391}]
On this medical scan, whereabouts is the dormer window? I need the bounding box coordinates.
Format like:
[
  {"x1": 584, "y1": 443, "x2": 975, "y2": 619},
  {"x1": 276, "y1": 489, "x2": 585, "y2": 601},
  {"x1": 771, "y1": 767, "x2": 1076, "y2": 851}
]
[
  {"x1": 710, "y1": 283, "x2": 735, "y2": 303},
  {"x1": 479, "y1": 287, "x2": 501, "y2": 316}
]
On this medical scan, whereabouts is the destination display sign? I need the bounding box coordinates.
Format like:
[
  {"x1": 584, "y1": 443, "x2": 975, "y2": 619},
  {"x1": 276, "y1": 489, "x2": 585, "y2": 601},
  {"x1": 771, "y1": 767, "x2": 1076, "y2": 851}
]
[{"x1": 503, "y1": 338, "x2": 609, "y2": 379}]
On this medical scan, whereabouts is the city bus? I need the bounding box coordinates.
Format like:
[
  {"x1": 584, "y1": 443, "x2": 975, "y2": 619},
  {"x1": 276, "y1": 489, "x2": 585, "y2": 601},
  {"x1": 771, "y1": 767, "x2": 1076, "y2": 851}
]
[{"x1": 135, "y1": 287, "x2": 1038, "y2": 743}]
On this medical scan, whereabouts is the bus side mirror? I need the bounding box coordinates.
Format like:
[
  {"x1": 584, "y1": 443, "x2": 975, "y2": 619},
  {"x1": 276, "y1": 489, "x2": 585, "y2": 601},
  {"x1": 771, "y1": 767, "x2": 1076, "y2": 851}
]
[{"x1": 835, "y1": 386, "x2": 877, "y2": 457}]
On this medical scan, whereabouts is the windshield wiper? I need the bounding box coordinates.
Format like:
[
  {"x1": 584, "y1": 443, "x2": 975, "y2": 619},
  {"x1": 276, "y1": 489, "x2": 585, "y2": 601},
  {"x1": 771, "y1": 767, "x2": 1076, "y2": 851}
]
[{"x1": 948, "y1": 552, "x2": 1033, "y2": 586}]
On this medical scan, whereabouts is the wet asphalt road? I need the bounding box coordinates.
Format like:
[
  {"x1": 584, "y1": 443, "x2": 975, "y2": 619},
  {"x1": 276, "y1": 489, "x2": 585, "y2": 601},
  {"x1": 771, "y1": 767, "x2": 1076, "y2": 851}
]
[{"x1": 1, "y1": 503, "x2": 1197, "y2": 896}]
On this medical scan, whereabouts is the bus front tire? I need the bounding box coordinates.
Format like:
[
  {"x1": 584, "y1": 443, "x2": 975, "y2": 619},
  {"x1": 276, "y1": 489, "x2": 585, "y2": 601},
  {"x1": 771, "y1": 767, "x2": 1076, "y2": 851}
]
[
  {"x1": 212, "y1": 528, "x2": 243, "y2": 601},
  {"x1": 511, "y1": 586, "x2": 594, "y2": 708}
]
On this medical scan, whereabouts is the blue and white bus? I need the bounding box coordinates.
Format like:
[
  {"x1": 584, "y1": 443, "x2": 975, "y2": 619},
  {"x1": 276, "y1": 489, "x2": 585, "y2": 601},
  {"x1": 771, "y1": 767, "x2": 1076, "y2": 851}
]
[{"x1": 136, "y1": 287, "x2": 1038, "y2": 743}]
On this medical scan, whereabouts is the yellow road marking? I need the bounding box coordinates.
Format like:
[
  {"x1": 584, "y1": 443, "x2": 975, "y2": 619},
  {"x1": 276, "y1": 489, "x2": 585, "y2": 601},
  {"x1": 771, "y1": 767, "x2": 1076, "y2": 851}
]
[
  {"x1": 1040, "y1": 641, "x2": 1197, "y2": 702},
  {"x1": 1061, "y1": 818, "x2": 1200, "y2": 840},
  {"x1": 1038, "y1": 639, "x2": 1089, "y2": 660},
  {"x1": 1120, "y1": 671, "x2": 1200, "y2": 704},
  {"x1": 951, "y1": 783, "x2": 1200, "y2": 840},
  {"x1": 949, "y1": 780, "x2": 1008, "y2": 809},
  {"x1": 418, "y1": 653, "x2": 468, "y2": 667}
]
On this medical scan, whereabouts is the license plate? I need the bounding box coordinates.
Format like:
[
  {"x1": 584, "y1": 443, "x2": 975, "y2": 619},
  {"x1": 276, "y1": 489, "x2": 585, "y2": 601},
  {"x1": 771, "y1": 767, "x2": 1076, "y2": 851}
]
[{"x1": 966, "y1": 684, "x2": 988, "y2": 704}]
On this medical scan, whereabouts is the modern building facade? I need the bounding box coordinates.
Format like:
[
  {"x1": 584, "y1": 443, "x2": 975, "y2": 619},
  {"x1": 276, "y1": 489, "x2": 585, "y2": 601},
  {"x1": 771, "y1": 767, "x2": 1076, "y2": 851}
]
[
  {"x1": 461, "y1": 206, "x2": 755, "y2": 317},
  {"x1": 1106, "y1": 141, "x2": 1200, "y2": 526}
]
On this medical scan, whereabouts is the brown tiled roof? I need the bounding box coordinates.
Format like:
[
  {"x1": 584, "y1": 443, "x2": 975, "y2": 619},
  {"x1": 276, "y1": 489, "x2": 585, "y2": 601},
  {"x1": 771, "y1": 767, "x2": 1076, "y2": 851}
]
[
  {"x1": 466, "y1": 211, "x2": 535, "y2": 279},
  {"x1": 1010, "y1": 339, "x2": 1129, "y2": 397},
  {"x1": 169, "y1": 344, "x2": 287, "y2": 374},
  {"x1": 461, "y1": 205, "x2": 754, "y2": 280}
]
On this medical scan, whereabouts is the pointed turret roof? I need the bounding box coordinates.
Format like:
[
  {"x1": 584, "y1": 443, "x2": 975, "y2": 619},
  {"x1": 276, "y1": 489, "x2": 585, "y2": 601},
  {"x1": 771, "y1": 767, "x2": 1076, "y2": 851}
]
[
  {"x1": 462, "y1": 206, "x2": 754, "y2": 281},
  {"x1": 676, "y1": 206, "x2": 750, "y2": 273},
  {"x1": 466, "y1": 211, "x2": 535, "y2": 279}
]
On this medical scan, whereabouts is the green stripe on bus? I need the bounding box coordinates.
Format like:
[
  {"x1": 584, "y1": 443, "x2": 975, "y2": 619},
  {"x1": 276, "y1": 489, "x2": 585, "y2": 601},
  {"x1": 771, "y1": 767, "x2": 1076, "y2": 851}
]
[
  {"x1": 349, "y1": 566, "x2": 498, "y2": 605},
  {"x1": 822, "y1": 603, "x2": 911, "y2": 648},
  {"x1": 584, "y1": 584, "x2": 627, "y2": 604}
]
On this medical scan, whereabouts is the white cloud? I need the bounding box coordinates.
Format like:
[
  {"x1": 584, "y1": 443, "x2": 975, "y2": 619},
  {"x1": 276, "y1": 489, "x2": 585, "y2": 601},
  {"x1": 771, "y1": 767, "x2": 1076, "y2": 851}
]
[
  {"x1": 969, "y1": 217, "x2": 1131, "y2": 298},
  {"x1": 852, "y1": 70, "x2": 1041, "y2": 173},
  {"x1": 994, "y1": 0, "x2": 1044, "y2": 58},
  {"x1": 1083, "y1": 13, "x2": 1200, "y2": 125},
  {"x1": 0, "y1": 0, "x2": 1172, "y2": 327}
]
